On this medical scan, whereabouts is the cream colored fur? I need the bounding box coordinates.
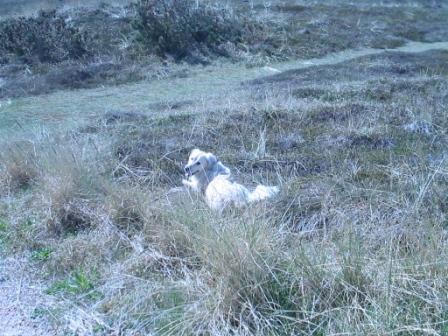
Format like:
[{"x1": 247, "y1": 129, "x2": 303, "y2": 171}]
[{"x1": 182, "y1": 149, "x2": 279, "y2": 211}]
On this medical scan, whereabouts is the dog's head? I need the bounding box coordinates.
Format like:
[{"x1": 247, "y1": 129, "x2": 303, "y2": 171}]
[{"x1": 184, "y1": 148, "x2": 218, "y2": 178}]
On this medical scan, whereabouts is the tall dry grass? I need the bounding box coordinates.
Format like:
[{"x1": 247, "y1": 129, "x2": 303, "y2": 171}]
[{"x1": 1, "y1": 50, "x2": 448, "y2": 335}]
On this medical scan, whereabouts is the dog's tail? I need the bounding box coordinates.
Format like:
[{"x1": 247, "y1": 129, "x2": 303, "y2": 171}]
[{"x1": 248, "y1": 185, "x2": 279, "y2": 203}]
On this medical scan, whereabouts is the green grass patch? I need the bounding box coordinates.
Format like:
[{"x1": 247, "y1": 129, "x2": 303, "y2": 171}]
[
  {"x1": 31, "y1": 306, "x2": 50, "y2": 320},
  {"x1": 153, "y1": 288, "x2": 188, "y2": 334},
  {"x1": 46, "y1": 269, "x2": 102, "y2": 300},
  {"x1": 0, "y1": 219, "x2": 9, "y2": 250},
  {"x1": 30, "y1": 247, "x2": 52, "y2": 262}
]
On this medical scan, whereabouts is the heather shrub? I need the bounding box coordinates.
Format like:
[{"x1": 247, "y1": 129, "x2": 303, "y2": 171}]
[
  {"x1": 132, "y1": 0, "x2": 251, "y2": 61},
  {"x1": 0, "y1": 10, "x2": 91, "y2": 64}
]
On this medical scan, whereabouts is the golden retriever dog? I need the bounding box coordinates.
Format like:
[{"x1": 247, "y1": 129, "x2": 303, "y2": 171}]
[{"x1": 182, "y1": 149, "x2": 279, "y2": 211}]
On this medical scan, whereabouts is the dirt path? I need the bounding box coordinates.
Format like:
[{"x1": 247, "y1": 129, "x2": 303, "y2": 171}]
[
  {"x1": 2, "y1": 40, "x2": 448, "y2": 137},
  {"x1": 0, "y1": 256, "x2": 57, "y2": 336}
]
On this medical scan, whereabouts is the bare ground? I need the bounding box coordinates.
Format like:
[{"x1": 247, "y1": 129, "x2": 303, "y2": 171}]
[{"x1": 0, "y1": 256, "x2": 57, "y2": 336}]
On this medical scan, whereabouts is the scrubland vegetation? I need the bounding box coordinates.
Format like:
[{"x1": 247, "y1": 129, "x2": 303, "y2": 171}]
[
  {"x1": 2, "y1": 0, "x2": 447, "y2": 98},
  {"x1": 1, "y1": 0, "x2": 448, "y2": 335}
]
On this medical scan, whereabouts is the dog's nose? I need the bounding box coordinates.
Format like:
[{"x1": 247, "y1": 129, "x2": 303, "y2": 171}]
[{"x1": 184, "y1": 166, "x2": 190, "y2": 174}]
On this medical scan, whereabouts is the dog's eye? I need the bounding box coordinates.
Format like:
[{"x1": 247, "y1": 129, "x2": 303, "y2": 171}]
[{"x1": 196, "y1": 162, "x2": 201, "y2": 165}]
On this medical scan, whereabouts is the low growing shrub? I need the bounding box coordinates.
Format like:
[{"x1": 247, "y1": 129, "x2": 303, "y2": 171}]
[
  {"x1": 0, "y1": 10, "x2": 91, "y2": 64},
  {"x1": 132, "y1": 0, "x2": 251, "y2": 61}
]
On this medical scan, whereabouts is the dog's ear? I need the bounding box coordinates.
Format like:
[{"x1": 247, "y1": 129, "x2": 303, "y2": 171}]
[
  {"x1": 216, "y1": 162, "x2": 231, "y2": 176},
  {"x1": 205, "y1": 153, "x2": 218, "y2": 167}
]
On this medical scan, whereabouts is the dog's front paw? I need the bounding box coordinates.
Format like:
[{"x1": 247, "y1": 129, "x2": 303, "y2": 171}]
[{"x1": 182, "y1": 179, "x2": 191, "y2": 187}]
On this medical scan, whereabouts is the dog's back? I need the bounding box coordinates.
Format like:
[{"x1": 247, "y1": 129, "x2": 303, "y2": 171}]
[{"x1": 205, "y1": 175, "x2": 249, "y2": 211}]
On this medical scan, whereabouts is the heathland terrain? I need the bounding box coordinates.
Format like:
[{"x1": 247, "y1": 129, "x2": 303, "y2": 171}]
[{"x1": 1, "y1": 0, "x2": 448, "y2": 335}]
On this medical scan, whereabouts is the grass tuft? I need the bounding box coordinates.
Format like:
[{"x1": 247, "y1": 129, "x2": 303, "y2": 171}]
[{"x1": 0, "y1": 141, "x2": 38, "y2": 194}]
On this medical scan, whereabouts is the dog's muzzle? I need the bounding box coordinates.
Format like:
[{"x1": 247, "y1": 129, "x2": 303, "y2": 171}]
[{"x1": 184, "y1": 166, "x2": 196, "y2": 177}]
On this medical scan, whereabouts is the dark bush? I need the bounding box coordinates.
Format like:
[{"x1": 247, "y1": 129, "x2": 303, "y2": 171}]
[
  {"x1": 132, "y1": 0, "x2": 249, "y2": 60},
  {"x1": 0, "y1": 10, "x2": 91, "y2": 64}
]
